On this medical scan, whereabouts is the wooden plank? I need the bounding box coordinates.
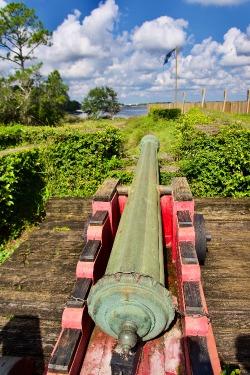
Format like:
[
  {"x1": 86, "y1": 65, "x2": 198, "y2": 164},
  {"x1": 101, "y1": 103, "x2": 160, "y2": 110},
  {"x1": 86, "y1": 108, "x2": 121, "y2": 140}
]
[
  {"x1": 93, "y1": 178, "x2": 120, "y2": 202},
  {"x1": 89, "y1": 210, "x2": 108, "y2": 226},
  {"x1": 110, "y1": 343, "x2": 143, "y2": 374},
  {"x1": 48, "y1": 329, "x2": 81, "y2": 373},
  {"x1": 177, "y1": 211, "x2": 193, "y2": 227},
  {"x1": 172, "y1": 177, "x2": 193, "y2": 201},
  {"x1": 187, "y1": 336, "x2": 213, "y2": 375},
  {"x1": 67, "y1": 278, "x2": 92, "y2": 308},
  {"x1": 212, "y1": 332, "x2": 250, "y2": 371},
  {"x1": 207, "y1": 312, "x2": 250, "y2": 331},
  {"x1": 202, "y1": 278, "x2": 250, "y2": 300},
  {"x1": 0, "y1": 197, "x2": 92, "y2": 375},
  {"x1": 180, "y1": 242, "x2": 198, "y2": 264},
  {"x1": 183, "y1": 282, "x2": 203, "y2": 315},
  {"x1": 80, "y1": 240, "x2": 101, "y2": 262}
]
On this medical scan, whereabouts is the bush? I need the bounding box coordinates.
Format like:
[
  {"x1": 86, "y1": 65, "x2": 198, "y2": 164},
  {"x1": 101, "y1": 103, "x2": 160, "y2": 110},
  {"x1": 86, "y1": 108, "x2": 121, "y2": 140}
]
[
  {"x1": 149, "y1": 108, "x2": 181, "y2": 121},
  {"x1": 0, "y1": 124, "x2": 61, "y2": 150},
  {"x1": 0, "y1": 127, "x2": 124, "y2": 246},
  {"x1": 42, "y1": 127, "x2": 124, "y2": 197},
  {"x1": 181, "y1": 107, "x2": 213, "y2": 126},
  {"x1": 0, "y1": 148, "x2": 45, "y2": 242},
  {"x1": 176, "y1": 122, "x2": 250, "y2": 197}
]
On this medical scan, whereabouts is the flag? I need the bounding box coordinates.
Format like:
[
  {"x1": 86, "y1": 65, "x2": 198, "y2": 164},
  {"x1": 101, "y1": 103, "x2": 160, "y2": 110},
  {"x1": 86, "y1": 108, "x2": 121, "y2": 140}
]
[{"x1": 163, "y1": 48, "x2": 175, "y2": 65}]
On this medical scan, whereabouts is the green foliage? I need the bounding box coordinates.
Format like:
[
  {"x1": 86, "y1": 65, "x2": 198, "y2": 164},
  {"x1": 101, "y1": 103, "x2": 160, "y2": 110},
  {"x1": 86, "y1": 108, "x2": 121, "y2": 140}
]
[
  {"x1": 0, "y1": 2, "x2": 52, "y2": 71},
  {"x1": 0, "y1": 127, "x2": 124, "y2": 249},
  {"x1": 221, "y1": 365, "x2": 241, "y2": 375},
  {"x1": 108, "y1": 170, "x2": 134, "y2": 185},
  {"x1": 0, "y1": 68, "x2": 69, "y2": 126},
  {"x1": 35, "y1": 70, "x2": 69, "y2": 125},
  {"x1": 0, "y1": 124, "x2": 56, "y2": 150},
  {"x1": 181, "y1": 107, "x2": 213, "y2": 126},
  {"x1": 82, "y1": 86, "x2": 121, "y2": 119},
  {"x1": 122, "y1": 115, "x2": 177, "y2": 155},
  {"x1": 42, "y1": 127, "x2": 123, "y2": 197},
  {"x1": 176, "y1": 120, "x2": 250, "y2": 197},
  {"x1": 149, "y1": 108, "x2": 181, "y2": 121},
  {"x1": 64, "y1": 100, "x2": 82, "y2": 113},
  {"x1": 0, "y1": 148, "x2": 45, "y2": 242}
]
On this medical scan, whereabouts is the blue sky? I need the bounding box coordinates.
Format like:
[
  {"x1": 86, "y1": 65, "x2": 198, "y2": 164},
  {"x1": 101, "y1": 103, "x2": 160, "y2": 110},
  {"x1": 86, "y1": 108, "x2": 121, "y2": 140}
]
[{"x1": 1, "y1": 0, "x2": 250, "y2": 103}]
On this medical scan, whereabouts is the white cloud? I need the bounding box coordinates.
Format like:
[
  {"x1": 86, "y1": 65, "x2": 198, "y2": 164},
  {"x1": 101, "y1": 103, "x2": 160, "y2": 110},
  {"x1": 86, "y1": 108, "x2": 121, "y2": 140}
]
[
  {"x1": 0, "y1": 0, "x2": 7, "y2": 8},
  {"x1": 219, "y1": 27, "x2": 250, "y2": 66},
  {"x1": 37, "y1": 0, "x2": 119, "y2": 65},
  {"x1": 1, "y1": 0, "x2": 250, "y2": 103},
  {"x1": 131, "y1": 16, "x2": 188, "y2": 52},
  {"x1": 185, "y1": 0, "x2": 249, "y2": 5}
]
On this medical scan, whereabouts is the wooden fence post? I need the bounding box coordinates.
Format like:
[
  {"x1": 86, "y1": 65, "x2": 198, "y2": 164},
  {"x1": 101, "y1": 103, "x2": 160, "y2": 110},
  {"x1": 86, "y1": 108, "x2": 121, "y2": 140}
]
[
  {"x1": 201, "y1": 89, "x2": 206, "y2": 108},
  {"x1": 182, "y1": 92, "x2": 186, "y2": 114},
  {"x1": 223, "y1": 90, "x2": 227, "y2": 112},
  {"x1": 247, "y1": 90, "x2": 250, "y2": 114}
]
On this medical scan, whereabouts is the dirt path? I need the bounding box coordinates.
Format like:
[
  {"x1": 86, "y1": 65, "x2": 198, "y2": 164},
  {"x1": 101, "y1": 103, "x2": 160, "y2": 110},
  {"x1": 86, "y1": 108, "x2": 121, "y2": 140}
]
[{"x1": 0, "y1": 145, "x2": 41, "y2": 156}]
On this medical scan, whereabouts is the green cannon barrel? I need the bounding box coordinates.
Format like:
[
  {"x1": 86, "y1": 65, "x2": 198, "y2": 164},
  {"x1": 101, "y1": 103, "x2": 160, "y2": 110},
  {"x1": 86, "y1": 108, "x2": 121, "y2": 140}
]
[{"x1": 87, "y1": 135, "x2": 175, "y2": 352}]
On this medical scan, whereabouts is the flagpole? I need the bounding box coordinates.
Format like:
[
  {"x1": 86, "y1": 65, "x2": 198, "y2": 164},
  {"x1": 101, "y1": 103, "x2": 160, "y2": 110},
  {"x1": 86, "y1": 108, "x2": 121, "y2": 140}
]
[{"x1": 175, "y1": 46, "x2": 178, "y2": 106}]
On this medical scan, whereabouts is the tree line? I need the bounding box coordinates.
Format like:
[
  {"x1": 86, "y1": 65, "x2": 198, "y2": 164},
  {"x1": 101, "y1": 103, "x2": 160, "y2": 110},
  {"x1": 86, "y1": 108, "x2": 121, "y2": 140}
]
[{"x1": 0, "y1": 2, "x2": 120, "y2": 126}]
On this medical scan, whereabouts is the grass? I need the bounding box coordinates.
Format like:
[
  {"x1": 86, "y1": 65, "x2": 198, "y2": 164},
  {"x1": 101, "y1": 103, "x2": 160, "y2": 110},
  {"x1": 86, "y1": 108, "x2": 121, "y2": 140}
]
[
  {"x1": 116, "y1": 115, "x2": 177, "y2": 155},
  {"x1": 63, "y1": 114, "x2": 177, "y2": 156},
  {"x1": 206, "y1": 110, "x2": 250, "y2": 129},
  {"x1": 0, "y1": 225, "x2": 36, "y2": 264}
]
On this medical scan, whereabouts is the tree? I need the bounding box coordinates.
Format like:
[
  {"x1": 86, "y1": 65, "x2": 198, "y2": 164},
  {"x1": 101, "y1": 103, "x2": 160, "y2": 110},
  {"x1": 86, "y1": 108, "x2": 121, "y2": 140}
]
[
  {"x1": 37, "y1": 70, "x2": 69, "y2": 125},
  {"x1": 0, "y1": 68, "x2": 69, "y2": 125},
  {"x1": 0, "y1": 65, "x2": 42, "y2": 124},
  {"x1": 0, "y1": 2, "x2": 52, "y2": 72},
  {"x1": 0, "y1": 77, "x2": 19, "y2": 124},
  {"x1": 64, "y1": 100, "x2": 82, "y2": 113},
  {"x1": 82, "y1": 86, "x2": 120, "y2": 119}
]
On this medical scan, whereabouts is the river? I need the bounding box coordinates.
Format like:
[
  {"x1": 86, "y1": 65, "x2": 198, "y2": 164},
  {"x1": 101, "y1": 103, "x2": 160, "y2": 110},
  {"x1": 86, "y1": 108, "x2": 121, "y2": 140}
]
[{"x1": 115, "y1": 105, "x2": 148, "y2": 118}]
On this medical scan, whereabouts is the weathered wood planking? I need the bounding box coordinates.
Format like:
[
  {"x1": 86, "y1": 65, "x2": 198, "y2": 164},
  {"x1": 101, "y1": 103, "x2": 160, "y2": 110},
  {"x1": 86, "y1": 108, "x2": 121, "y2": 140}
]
[
  {"x1": 0, "y1": 197, "x2": 92, "y2": 375},
  {"x1": 195, "y1": 198, "x2": 250, "y2": 373},
  {"x1": 0, "y1": 197, "x2": 249, "y2": 374}
]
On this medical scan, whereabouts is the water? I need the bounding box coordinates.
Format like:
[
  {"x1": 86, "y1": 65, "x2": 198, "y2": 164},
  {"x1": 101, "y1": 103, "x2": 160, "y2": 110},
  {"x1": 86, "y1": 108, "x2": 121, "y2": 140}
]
[
  {"x1": 77, "y1": 105, "x2": 148, "y2": 119},
  {"x1": 115, "y1": 105, "x2": 148, "y2": 118}
]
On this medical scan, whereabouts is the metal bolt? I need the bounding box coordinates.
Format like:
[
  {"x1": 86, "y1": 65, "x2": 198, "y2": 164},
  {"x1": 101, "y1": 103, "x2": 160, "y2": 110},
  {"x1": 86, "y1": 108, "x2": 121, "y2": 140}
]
[{"x1": 206, "y1": 234, "x2": 212, "y2": 241}]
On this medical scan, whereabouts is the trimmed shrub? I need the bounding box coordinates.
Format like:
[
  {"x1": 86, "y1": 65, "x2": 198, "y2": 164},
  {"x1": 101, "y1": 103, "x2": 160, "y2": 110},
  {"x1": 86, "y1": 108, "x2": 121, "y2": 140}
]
[
  {"x1": 0, "y1": 127, "x2": 124, "y2": 245},
  {"x1": 176, "y1": 122, "x2": 250, "y2": 197},
  {"x1": 0, "y1": 148, "x2": 45, "y2": 242},
  {"x1": 149, "y1": 108, "x2": 181, "y2": 121}
]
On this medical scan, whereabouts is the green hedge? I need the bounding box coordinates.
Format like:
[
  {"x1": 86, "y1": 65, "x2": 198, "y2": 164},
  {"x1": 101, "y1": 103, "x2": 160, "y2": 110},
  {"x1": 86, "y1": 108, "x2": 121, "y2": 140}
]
[
  {"x1": 0, "y1": 127, "x2": 124, "y2": 245},
  {"x1": 0, "y1": 148, "x2": 45, "y2": 242},
  {"x1": 149, "y1": 108, "x2": 181, "y2": 121},
  {"x1": 0, "y1": 125, "x2": 59, "y2": 150},
  {"x1": 42, "y1": 127, "x2": 123, "y2": 197},
  {"x1": 176, "y1": 122, "x2": 250, "y2": 197}
]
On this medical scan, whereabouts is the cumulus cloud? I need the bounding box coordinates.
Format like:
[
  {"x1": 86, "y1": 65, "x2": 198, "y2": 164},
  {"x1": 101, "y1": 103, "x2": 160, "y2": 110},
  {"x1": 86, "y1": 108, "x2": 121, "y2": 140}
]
[
  {"x1": 185, "y1": 0, "x2": 249, "y2": 5},
  {"x1": 155, "y1": 24, "x2": 250, "y2": 102},
  {"x1": 131, "y1": 16, "x2": 188, "y2": 51},
  {"x1": 219, "y1": 27, "x2": 250, "y2": 66},
  {"x1": 0, "y1": 0, "x2": 7, "y2": 8},
  {"x1": 37, "y1": 0, "x2": 119, "y2": 65},
  {"x1": 1, "y1": 0, "x2": 250, "y2": 103},
  {"x1": 36, "y1": 0, "x2": 189, "y2": 101}
]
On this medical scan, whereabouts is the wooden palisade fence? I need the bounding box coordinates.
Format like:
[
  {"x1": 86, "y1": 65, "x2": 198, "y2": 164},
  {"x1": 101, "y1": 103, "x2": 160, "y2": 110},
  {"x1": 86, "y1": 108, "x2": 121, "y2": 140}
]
[{"x1": 148, "y1": 89, "x2": 250, "y2": 114}]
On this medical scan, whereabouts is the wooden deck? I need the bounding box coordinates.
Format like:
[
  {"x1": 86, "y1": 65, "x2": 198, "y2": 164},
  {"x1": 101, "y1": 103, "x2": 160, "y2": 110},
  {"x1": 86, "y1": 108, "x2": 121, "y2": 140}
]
[
  {"x1": 0, "y1": 197, "x2": 249, "y2": 374},
  {"x1": 195, "y1": 198, "x2": 250, "y2": 374},
  {"x1": 0, "y1": 198, "x2": 92, "y2": 375}
]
